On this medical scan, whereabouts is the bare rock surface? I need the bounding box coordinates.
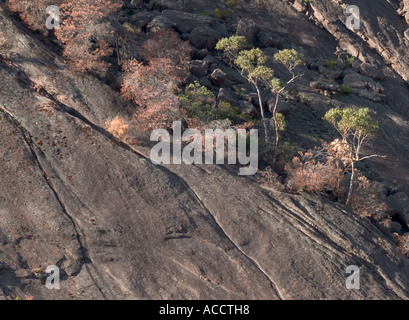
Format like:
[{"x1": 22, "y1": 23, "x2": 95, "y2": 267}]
[{"x1": 162, "y1": 10, "x2": 214, "y2": 33}]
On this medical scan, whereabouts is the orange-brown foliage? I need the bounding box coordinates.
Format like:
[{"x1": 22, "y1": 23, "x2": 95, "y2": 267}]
[
  {"x1": 257, "y1": 166, "x2": 286, "y2": 191},
  {"x1": 286, "y1": 141, "x2": 389, "y2": 216},
  {"x1": 121, "y1": 30, "x2": 191, "y2": 131},
  {"x1": 106, "y1": 116, "x2": 129, "y2": 138},
  {"x1": 54, "y1": 0, "x2": 123, "y2": 77},
  {"x1": 7, "y1": 0, "x2": 64, "y2": 34},
  {"x1": 121, "y1": 58, "x2": 182, "y2": 108},
  {"x1": 140, "y1": 29, "x2": 191, "y2": 78},
  {"x1": 348, "y1": 174, "x2": 388, "y2": 218},
  {"x1": 395, "y1": 233, "x2": 409, "y2": 257},
  {"x1": 285, "y1": 145, "x2": 344, "y2": 196},
  {"x1": 7, "y1": 0, "x2": 122, "y2": 76}
]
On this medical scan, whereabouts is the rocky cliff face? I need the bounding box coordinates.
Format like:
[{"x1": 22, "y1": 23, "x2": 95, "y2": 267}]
[{"x1": 1, "y1": 0, "x2": 409, "y2": 299}]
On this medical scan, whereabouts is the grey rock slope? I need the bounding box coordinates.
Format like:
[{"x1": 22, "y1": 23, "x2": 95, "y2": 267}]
[{"x1": 1, "y1": 1, "x2": 409, "y2": 299}]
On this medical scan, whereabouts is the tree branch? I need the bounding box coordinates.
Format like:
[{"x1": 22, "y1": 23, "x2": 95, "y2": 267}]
[{"x1": 358, "y1": 154, "x2": 387, "y2": 161}]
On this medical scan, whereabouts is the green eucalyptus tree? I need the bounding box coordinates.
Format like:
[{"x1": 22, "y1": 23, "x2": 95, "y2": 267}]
[
  {"x1": 216, "y1": 36, "x2": 303, "y2": 147},
  {"x1": 324, "y1": 107, "x2": 384, "y2": 205}
]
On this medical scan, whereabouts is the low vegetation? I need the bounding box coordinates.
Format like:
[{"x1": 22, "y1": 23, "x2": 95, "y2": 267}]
[
  {"x1": 179, "y1": 81, "x2": 252, "y2": 124},
  {"x1": 340, "y1": 85, "x2": 353, "y2": 94},
  {"x1": 324, "y1": 58, "x2": 337, "y2": 69}
]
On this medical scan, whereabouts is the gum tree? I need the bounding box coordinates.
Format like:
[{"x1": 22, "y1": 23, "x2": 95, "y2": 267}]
[
  {"x1": 216, "y1": 36, "x2": 270, "y2": 142},
  {"x1": 215, "y1": 35, "x2": 247, "y2": 66},
  {"x1": 269, "y1": 49, "x2": 303, "y2": 147},
  {"x1": 216, "y1": 36, "x2": 303, "y2": 147},
  {"x1": 235, "y1": 49, "x2": 272, "y2": 121},
  {"x1": 324, "y1": 107, "x2": 385, "y2": 206}
]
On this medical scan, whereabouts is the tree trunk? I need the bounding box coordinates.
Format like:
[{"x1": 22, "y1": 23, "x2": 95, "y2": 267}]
[
  {"x1": 255, "y1": 84, "x2": 268, "y2": 144},
  {"x1": 255, "y1": 85, "x2": 265, "y2": 119},
  {"x1": 273, "y1": 114, "x2": 279, "y2": 147},
  {"x1": 273, "y1": 92, "x2": 280, "y2": 148},
  {"x1": 346, "y1": 160, "x2": 355, "y2": 206}
]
